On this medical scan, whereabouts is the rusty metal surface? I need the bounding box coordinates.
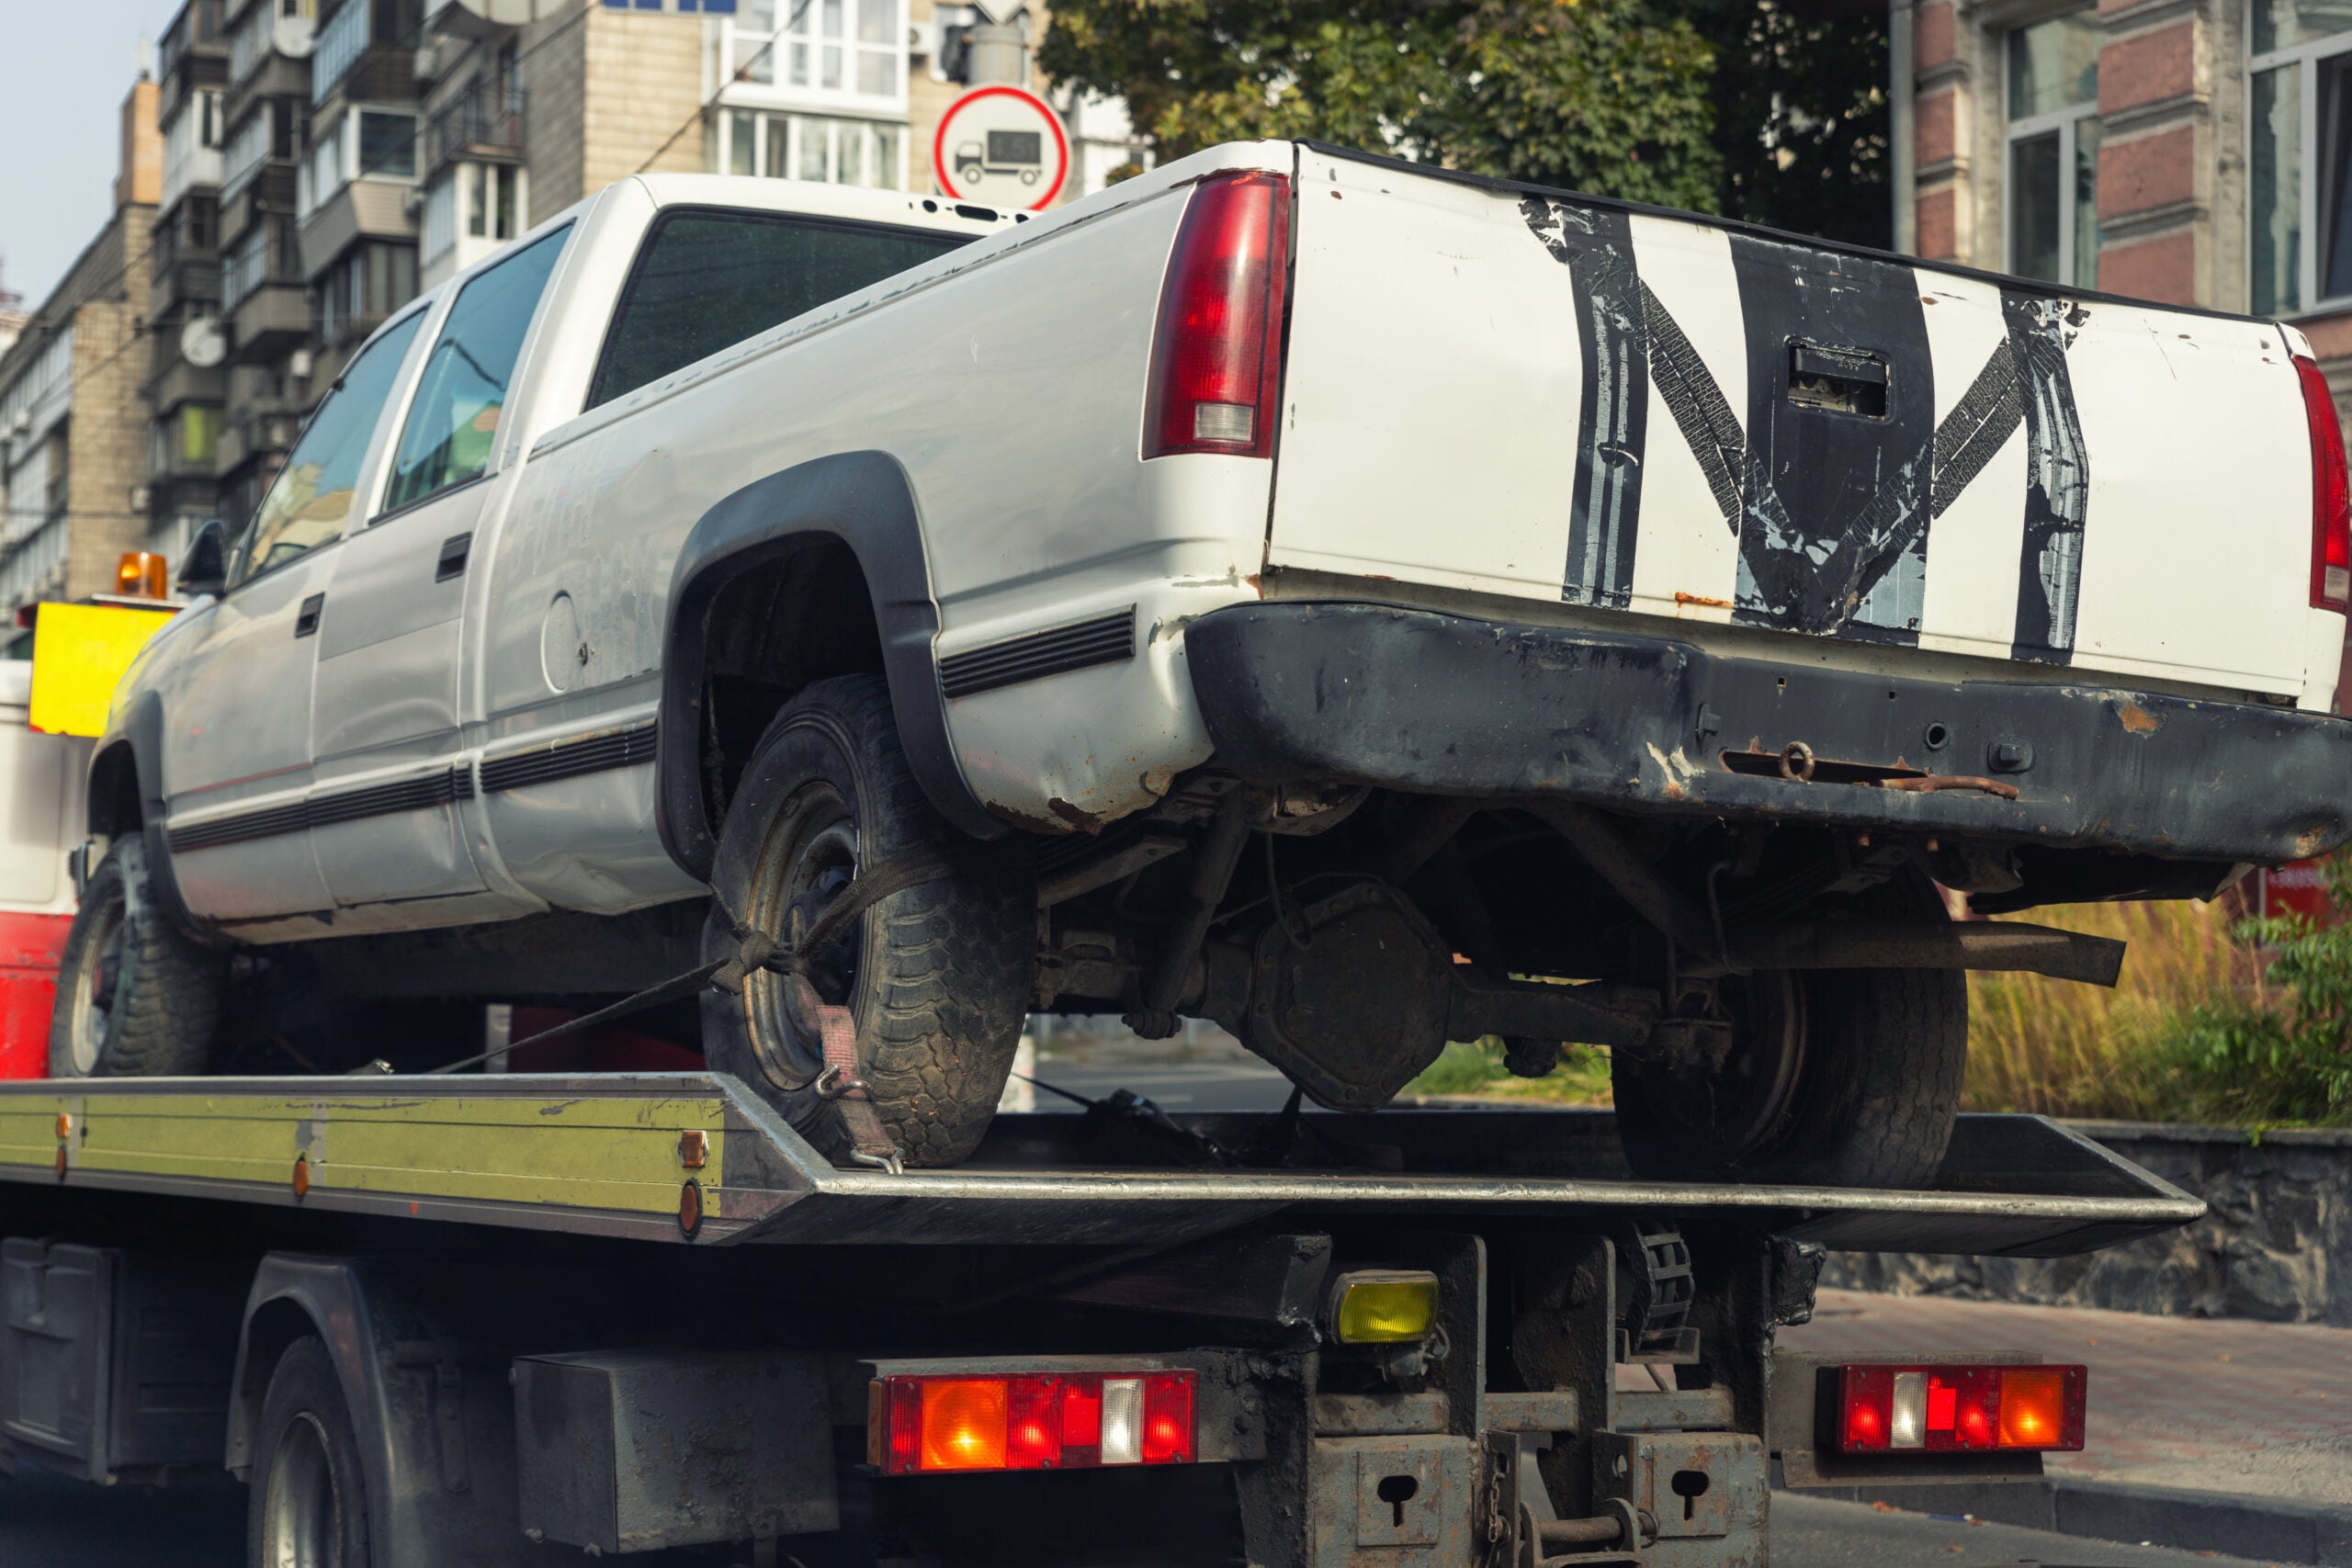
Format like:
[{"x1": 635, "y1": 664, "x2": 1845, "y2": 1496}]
[{"x1": 1312, "y1": 1434, "x2": 1479, "y2": 1568}]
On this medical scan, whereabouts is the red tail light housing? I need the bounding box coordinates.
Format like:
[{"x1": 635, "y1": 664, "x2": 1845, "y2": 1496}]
[
  {"x1": 1837, "y1": 1363, "x2": 2086, "y2": 1454},
  {"x1": 2295, "y1": 352, "x2": 2351, "y2": 611},
  {"x1": 1143, "y1": 171, "x2": 1290, "y2": 459},
  {"x1": 869, "y1": 1371, "x2": 1198, "y2": 1475}
]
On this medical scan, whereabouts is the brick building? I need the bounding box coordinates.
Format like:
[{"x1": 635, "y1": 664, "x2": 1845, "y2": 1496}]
[
  {"x1": 1892, "y1": 0, "x2": 2352, "y2": 371},
  {"x1": 0, "y1": 80, "x2": 164, "y2": 608}
]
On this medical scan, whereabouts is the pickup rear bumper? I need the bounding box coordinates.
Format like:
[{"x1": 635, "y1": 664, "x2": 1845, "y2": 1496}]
[{"x1": 1183, "y1": 601, "x2": 2352, "y2": 871}]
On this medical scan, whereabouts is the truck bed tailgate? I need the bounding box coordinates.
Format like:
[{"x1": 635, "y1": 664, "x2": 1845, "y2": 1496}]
[{"x1": 1270, "y1": 145, "x2": 2325, "y2": 700}]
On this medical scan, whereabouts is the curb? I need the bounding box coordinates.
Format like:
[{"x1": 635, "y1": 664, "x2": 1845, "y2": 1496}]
[{"x1": 1783, "y1": 1476, "x2": 2352, "y2": 1565}]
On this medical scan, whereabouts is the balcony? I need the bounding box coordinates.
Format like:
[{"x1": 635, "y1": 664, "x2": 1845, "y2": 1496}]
[
  {"x1": 424, "y1": 85, "x2": 524, "y2": 180},
  {"x1": 153, "y1": 256, "x2": 224, "y2": 316},
  {"x1": 230, "y1": 284, "x2": 310, "y2": 365}
]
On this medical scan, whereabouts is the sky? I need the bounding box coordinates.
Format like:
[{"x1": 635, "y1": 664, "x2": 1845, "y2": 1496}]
[{"x1": 0, "y1": 0, "x2": 187, "y2": 311}]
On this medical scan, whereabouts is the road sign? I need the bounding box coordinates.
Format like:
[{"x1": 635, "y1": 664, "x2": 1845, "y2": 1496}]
[{"x1": 933, "y1": 85, "x2": 1069, "y2": 210}]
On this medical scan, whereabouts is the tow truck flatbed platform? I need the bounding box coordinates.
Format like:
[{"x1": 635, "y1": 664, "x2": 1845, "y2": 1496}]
[{"x1": 0, "y1": 1072, "x2": 2201, "y2": 1255}]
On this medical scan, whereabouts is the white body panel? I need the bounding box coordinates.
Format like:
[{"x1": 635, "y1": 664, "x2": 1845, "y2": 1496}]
[{"x1": 1272, "y1": 146, "x2": 2339, "y2": 704}]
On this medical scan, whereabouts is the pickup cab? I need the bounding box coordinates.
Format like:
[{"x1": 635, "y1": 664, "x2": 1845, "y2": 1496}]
[{"x1": 55, "y1": 141, "x2": 2352, "y2": 1182}]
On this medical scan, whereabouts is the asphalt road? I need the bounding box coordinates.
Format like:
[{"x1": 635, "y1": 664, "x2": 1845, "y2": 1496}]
[{"x1": 0, "y1": 1469, "x2": 2290, "y2": 1568}]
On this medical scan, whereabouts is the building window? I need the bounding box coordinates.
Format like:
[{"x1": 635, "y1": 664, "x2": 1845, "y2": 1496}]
[
  {"x1": 714, "y1": 0, "x2": 906, "y2": 108},
  {"x1": 715, "y1": 108, "x2": 904, "y2": 187},
  {"x1": 316, "y1": 242, "x2": 419, "y2": 348},
  {"x1": 2247, "y1": 0, "x2": 2352, "y2": 313},
  {"x1": 2006, "y1": 10, "x2": 2102, "y2": 288},
  {"x1": 301, "y1": 106, "x2": 418, "y2": 216}
]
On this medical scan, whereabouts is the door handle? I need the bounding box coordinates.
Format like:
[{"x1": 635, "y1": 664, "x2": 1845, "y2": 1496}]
[
  {"x1": 436, "y1": 532, "x2": 472, "y2": 583},
  {"x1": 295, "y1": 594, "x2": 323, "y2": 639}
]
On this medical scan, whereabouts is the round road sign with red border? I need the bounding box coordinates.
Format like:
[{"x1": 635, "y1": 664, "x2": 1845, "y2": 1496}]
[{"x1": 933, "y1": 84, "x2": 1069, "y2": 210}]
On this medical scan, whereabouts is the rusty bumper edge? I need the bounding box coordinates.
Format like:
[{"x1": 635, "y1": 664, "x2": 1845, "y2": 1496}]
[{"x1": 1182, "y1": 602, "x2": 2352, "y2": 868}]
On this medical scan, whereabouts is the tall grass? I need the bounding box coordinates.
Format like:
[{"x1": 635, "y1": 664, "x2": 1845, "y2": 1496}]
[
  {"x1": 1962, "y1": 898, "x2": 2259, "y2": 1122},
  {"x1": 1405, "y1": 878, "x2": 2352, "y2": 1127}
]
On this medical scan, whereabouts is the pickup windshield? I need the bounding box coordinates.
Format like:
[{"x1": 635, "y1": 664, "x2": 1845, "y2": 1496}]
[{"x1": 587, "y1": 208, "x2": 974, "y2": 410}]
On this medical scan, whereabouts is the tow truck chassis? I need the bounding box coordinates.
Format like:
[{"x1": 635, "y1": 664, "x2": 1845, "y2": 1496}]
[{"x1": 0, "y1": 1074, "x2": 2201, "y2": 1567}]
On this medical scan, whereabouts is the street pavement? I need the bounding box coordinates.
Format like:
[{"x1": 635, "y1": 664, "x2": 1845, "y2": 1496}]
[
  {"x1": 1781, "y1": 1287, "x2": 2352, "y2": 1504},
  {"x1": 0, "y1": 1465, "x2": 2297, "y2": 1568}
]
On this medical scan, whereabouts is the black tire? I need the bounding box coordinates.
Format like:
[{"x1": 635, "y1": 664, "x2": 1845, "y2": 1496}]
[
  {"x1": 49, "y1": 837, "x2": 226, "y2": 1077},
  {"x1": 1612, "y1": 882, "x2": 1968, "y2": 1189},
  {"x1": 700, "y1": 675, "x2": 1034, "y2": 1168},
  {"x1": 248, "y1": 1336, "x2": 372, "y2": 1568}
]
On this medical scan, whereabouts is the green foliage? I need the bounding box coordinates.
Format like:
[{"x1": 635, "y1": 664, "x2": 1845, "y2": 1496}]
[
  {"x1": 1681, "y1": 0, "x2": 1890, "y2": 246},
  {"x1": 1403, "y1": 1037, "x2": 1615, "y2": 1101},
  {"x1": 2149, "y1": 852, "x2": 2352, "y2": 1124},
  {"x1": 1038, "y1": 0, "x2": 1724, "y2": 212},
  {"x1": 1965, "y1": 853, "x2": 2352, "y2": 1129}
]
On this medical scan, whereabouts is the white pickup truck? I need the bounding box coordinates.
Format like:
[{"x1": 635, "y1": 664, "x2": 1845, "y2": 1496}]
[{"x1": 55, "y1": 141, "x2": 2352, "y2": 1182}]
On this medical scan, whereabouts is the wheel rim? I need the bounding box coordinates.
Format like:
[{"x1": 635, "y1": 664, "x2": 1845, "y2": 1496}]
[
  {"x1": 261, "y1": 1411, "x2": 345, "y2": 1568},
  {"x1": 65, "y1": 891, "x2": 129, "y2": 1077},
  {"x1": 741, "y1": 780, "x2": 863, "y2": 1090},
  {"x1": 1631, "y1": 973, "x2": 1807, "y2": 1168}
]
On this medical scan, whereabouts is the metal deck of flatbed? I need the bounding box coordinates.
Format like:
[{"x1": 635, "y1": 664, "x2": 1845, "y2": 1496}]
[{"x1": 0, "y1": 1072, "x2": 2203, "y2": 1254}]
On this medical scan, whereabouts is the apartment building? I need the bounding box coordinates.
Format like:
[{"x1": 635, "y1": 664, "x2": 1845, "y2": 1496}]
[
  {"x1": 1891, "y1": 0, "x2": 2352, "y2": 391},
  {"x1": 218, "y1": 0, "x2": 319, "y2": 534},
  {"x1": 301, "y1": 0, "x2": 425, "y2": 382},
  {"x1": 0, "y1": 83, "x2": 164, "y2": 611},
  {"x1": 145, "y1": 0, "x2": 231, "y2": 566}
]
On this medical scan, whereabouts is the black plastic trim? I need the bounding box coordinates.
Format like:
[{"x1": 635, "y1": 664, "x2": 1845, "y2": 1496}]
[
  {"x1": 107, "y1": 691, "x2": 220, "y2": 946},
  {"x1": 1184, "y1": 600, "x2": 2352, "y2": 866},
  {"x1": 658, "y1": 449, "x2": 1001, "y2": 884},
  {"x1": 939, "y1": 607, "x2": 1135, "y2": 699},
  {"x1": 480, "y1": 721, "x2": 658, "y2": 793},
  {"x1": 166, "y1": 765, "x2": 476, "y2": 852}
]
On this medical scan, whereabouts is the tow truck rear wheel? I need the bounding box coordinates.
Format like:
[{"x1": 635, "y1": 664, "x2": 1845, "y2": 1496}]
[
  {"x1": 1610, "y1": 876, "x2": 1968, "y2": 1189},
  {"x1": 701, "y1": 674, "x2": 1034, "y2": 1168},
  {"x1": 49, "y1": 837, "x2": 226, "y2": 1078},
  {"x1": 249, "y1": 1336, "x2": 372, "y2": 1568}
]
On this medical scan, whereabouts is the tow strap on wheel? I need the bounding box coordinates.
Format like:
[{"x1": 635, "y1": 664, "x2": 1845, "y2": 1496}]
[{"x1": 390, "y1": 848, "x2": 988, "y2": 1174}]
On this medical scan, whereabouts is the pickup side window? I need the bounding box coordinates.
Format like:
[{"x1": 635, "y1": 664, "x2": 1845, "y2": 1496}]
[
  {"x1": 383, "y1": 226, "x2": 569, "y2": 513},
  {"x1": 230, "y1": 310, "x2": 426, "y2": 589},
  {"x1": 586, "y1": 209, "x2": 974, "y2": 411}
]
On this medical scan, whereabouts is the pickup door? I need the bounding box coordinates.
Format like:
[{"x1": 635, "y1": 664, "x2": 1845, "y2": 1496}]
[
  {"x1": 1270, "y1": 146, "x2": 2324, "y2": 702},
  {"x1": 309, "y1": 227, "x2": 571, "y2": 915}
]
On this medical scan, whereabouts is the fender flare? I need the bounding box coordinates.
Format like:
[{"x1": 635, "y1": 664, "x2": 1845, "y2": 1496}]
[
  {"x1": 228, "y1": 1253, "x2": 541, "y2": 1568},
  {"x1": 656, "y1": 449, "x2": 1003, "y2": 882},
  {"x1": 87, "y1": 691, "x2": 215, "y2": 945}
]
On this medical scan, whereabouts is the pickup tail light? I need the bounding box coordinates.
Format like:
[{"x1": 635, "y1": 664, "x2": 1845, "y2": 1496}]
[
  {"x1": 2294, "y1": 352, "x2": 2351, "y2": 611},
  {"x1": 870, "y1": 1371, "x2": 1197, "y2": 1475},
  {"x1": 1143, "y1": 171, "x2": 1290, "y2": 459},
  {"x1": 1837, "y1": 1363, "x2": 2086, "y2": 1454}
]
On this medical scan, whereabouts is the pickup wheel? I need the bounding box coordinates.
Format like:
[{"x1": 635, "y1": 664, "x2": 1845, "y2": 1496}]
[
  {"x1": 249, "y1": 1336, "x2": 372, "y2": 1568},
  {"x1": 700, "y1": 674, "x2": 1034, "y2": 1168},
  {"x1": 49, "y1": 837, "x2": 226, "y2": 1078},
  {"x1": 1611, "y1": 879, "x2": 1968, "y2": 1189}
]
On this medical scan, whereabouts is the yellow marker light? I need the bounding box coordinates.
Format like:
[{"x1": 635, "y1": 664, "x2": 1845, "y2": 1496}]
[{"x1": 1329, "y1": 1270, "x2": 1441, "y2": 1344}]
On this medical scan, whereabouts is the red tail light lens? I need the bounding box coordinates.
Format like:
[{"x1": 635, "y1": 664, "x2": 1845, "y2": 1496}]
[
  {"x1": 870, "y1": 1370, "x2": 1200, "y2": 1475},
  {"x1": 1835, "y1": 1363, "x2": 2086, "y2": 1454},
  {"x1": 1143, "y1": 171, "x2": 1291, "y2": 459},
  {"x1": 2295, "y1": 352, "x2": 2351, "y2": 611}
]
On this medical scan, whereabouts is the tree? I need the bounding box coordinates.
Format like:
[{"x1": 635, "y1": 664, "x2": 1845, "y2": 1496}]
[
  {"x1": 1039, "y1": 0, "x2": 1724, "y2": 214},
  {"x1": 1683, "y1": 0, "x2": 1891, "y2": 246}
]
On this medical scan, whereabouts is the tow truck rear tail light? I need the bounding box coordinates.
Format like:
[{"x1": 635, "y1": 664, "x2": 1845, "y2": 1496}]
[
  {"x1": 1837, "y1": 1363, "x2": 2086, "y2": 1454},
  {"x1": 2294, "y1": 352, "x2": 2352, "y2": 611},
  {"x1": 1143, "y1": 171, "x2": 1290, "y2": 460},
  {"x1": 870, "y1": 1371, "x2": 1198, "y2": 1475}
]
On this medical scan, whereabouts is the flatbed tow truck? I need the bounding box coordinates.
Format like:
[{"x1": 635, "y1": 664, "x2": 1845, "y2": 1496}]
[{"x1": 0, "y1": 1067, "x2": 2199, "y2": 1568}]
